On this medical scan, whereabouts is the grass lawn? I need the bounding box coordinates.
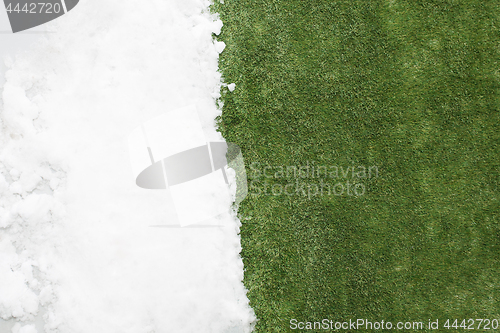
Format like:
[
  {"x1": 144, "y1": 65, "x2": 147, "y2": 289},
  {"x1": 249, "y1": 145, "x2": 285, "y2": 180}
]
[{"x1": 212, "y1": 1, "x2": 500, "y2": 331}]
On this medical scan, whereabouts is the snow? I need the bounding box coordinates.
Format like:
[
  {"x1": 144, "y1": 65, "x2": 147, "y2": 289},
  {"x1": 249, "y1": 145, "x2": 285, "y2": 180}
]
[
  {"x1": 0, "y1": 0, "x2": 255, "y2": 332},
  {"x1": 12, "y1": 323, "x2": 38, "y2": 333},
  {"x1": 214, "y1": 41, "x2": 227, "y2": 54},
  {"x1": 228, "y1": 83, "x2": 236, "y2": 92}
]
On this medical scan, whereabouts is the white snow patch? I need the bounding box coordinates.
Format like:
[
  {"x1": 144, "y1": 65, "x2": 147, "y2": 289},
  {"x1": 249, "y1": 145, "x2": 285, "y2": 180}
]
[
  {"x1": 0, "y1": 0, "x2": 255, "y2": 332},
  {"x1": 215, "y1": 41, "x2": 227, "y2": 54},
  {"x1": 228, "y1": 83, "x2": 236, "y2": 92},
  {"x1": 12, "y1": 323, "x2": 37, "y2": 333},
  {"x1": 212, "y1": 20, "x2": 224, "y2": 35},
  {"x1": 0, "y1": 236, "x2": 39, "y2": 321}
]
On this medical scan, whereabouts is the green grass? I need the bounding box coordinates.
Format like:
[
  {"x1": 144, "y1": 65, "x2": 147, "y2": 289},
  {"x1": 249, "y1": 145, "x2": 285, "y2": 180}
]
[{"x1": 212, "y1": 1, "x2": 500, "y2": 331}]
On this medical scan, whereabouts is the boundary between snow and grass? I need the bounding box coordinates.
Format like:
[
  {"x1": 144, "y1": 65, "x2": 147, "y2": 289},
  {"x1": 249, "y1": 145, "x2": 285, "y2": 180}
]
[{"x1": 0, "y1": 0, "x2": 256, "y2": 332}]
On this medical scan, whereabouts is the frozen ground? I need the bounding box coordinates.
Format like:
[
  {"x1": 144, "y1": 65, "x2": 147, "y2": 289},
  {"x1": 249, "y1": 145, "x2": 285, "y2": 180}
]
[{"x1": 0, "y1": 0, "x2": 255, "y2": 332}]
